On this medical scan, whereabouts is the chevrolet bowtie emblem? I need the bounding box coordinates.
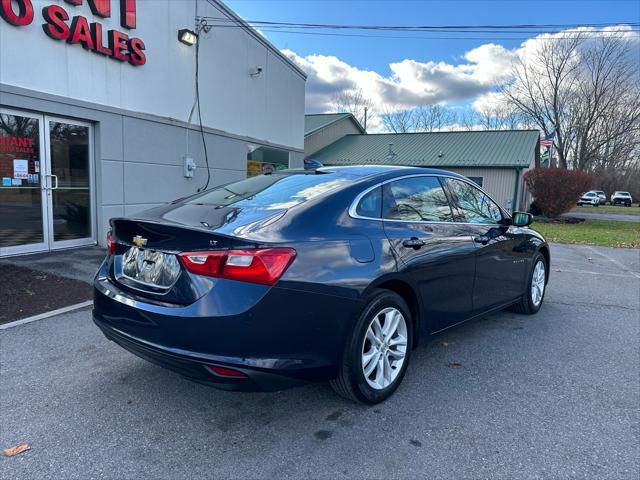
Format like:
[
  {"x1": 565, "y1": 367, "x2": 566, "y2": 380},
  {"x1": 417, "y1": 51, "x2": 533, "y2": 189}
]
[{"x1": 132, "y1": 235, "x2": 147, "y2": 247}]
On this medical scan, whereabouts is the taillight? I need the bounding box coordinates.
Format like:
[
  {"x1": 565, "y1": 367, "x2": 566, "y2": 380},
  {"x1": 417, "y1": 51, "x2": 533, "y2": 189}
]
[
  {"x1": 178, "y1": 248, "x2": 296, "y2": 285},
  {"x1": 106, "y1": 230, "x2": 115, "y2": 255}
]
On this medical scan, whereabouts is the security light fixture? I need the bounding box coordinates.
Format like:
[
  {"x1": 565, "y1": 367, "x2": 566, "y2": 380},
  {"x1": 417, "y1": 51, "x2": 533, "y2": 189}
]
[{"x1": 178, "y1": 29, "x2": 198, "y2": 46}]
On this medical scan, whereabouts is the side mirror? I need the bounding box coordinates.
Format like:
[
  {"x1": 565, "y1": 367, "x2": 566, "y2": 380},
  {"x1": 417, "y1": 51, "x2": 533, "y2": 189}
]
[{"x1": 512, "y1": 211, "x2": 533, "y2": 227}]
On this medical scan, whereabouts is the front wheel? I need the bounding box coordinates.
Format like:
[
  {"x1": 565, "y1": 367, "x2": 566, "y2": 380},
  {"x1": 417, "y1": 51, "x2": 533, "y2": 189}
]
[
  {"x1": 330, "y1": 290, "x2": 413, "y2": 404},
  {"x1": 509, "y1": 253, "x2": 547, "y2": 315}
]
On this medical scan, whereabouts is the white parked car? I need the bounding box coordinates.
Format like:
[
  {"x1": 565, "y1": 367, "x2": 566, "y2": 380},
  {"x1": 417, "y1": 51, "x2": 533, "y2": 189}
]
[
  {"x1": 610, "y1": 191, "x2": 633, "y2": 207},
  {"x1": 577, "y1": 191, "x2": 600, "y2": 207}
]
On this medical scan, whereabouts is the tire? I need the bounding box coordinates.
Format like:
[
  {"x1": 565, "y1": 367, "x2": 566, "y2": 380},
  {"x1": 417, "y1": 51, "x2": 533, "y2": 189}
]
[
  {"x1": 330, "y1": 290, "x2": 413, "y2": 404},
  {"x1": 509, "y1": 252, "x2": 547, "y2": 315}
]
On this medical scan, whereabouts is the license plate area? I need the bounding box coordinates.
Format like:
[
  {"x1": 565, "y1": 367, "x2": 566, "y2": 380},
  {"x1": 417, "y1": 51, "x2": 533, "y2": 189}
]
[{"x1": 114, "y1": 246, "x2": 182, "y2": 293}]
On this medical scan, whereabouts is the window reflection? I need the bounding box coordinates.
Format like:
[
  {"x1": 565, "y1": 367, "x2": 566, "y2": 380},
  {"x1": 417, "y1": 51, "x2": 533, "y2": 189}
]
[
  {"x1": 383, "y1": 177, "x2": 454, "y2": 222},
  {"x1": 445, "y1": 178, "x2": 502, "y2": 225},
  {"x1": 187, "y1": 173, "x2": 351, "y2": 210},
  {"x1": 49, "y1": 122, "x2": 91, "y2": 241},
  {"x1": 0, "y1": 113, "x2": 43, "y2": 247}
]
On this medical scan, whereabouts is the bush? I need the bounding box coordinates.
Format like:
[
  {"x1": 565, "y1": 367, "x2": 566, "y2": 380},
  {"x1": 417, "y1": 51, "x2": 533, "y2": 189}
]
[{"x1": 523, "y1": 168, "x2": 595, "y2": 218}]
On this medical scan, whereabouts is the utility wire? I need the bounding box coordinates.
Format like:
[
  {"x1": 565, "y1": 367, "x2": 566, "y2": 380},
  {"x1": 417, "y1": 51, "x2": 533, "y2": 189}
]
[
  {"x1": 194, "y1": 7, "x2": 211, "y2": 192},
  {"x1": 196, "y1": 16, "x2": 639, "y2": 40},
  {"x1": 198, "y1": 16, "x2": 639, "y2": 31},
  {"x1": 254, "y1": 28, "x2": 639, "y2": 41},
  {"x1": 201, "y1": 17, "x2": 640, "y2": 30}
]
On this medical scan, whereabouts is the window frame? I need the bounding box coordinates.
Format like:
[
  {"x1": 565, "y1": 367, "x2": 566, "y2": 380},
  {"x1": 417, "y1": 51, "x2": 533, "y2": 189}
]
[{"x1": 349, "y1": 173, "x2": 509, "y2": 225}]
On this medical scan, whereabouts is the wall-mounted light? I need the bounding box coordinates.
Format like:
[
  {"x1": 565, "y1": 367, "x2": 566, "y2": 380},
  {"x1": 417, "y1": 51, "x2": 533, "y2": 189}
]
[
  {"x1": 178, "y1": 29, "x2": 198, "y2": 46},
  {"x1": 250, "y1": 66, "x2": 263, "y2": 77}
]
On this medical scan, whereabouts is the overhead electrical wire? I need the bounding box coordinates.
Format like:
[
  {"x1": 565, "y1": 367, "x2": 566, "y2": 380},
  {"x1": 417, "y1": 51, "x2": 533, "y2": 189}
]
[{"x1": 196, "y1": 16, "x2": 640, "y2": 40}]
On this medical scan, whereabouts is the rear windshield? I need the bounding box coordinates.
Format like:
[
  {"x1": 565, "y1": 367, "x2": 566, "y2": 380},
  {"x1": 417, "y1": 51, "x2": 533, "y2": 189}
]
[{"x1": 185, "y1": 173, "x2": 352, "y2": 209}]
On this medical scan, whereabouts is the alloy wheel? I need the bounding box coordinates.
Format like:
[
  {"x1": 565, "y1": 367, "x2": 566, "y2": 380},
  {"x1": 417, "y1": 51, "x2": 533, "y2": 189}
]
[
  {"x1": 361, "y1": 307, "x2": 408, "y2": 390},
  {"x1": 531, "y1": 260, "x2": 546, "y2": 306}
]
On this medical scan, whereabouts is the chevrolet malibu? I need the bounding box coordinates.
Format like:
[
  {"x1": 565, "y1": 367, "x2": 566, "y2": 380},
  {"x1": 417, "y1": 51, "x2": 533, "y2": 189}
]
[{"x1": 93, "y1": 166, "x2": 550, "y2": 404}]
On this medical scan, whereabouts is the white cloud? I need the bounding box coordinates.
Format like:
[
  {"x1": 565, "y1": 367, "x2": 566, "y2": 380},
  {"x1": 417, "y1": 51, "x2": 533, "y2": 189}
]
[{"x1": 280, "y1": 25, "x2": 638, "y2": 117}]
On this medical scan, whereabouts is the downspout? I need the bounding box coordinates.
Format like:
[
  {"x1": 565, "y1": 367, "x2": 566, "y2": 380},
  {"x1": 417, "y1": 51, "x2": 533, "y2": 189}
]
[{"x1": 511, "y1": 168, "x2": 521, "y2": 213}]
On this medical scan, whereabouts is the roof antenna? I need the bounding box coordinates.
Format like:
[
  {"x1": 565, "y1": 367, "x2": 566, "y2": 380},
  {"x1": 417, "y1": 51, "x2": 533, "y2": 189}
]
[{"x1": 387, "y1": 143, "x2": 397, "y2": 159}]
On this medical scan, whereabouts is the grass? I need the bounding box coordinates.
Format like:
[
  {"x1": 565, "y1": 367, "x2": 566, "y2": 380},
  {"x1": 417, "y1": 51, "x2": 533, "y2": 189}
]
[
  {"x1": 532, "y1": 219, "x2": 640, "y2": 248},
  {"x1": 571, "y1": 205, "x2": 640, "y2": 215}
]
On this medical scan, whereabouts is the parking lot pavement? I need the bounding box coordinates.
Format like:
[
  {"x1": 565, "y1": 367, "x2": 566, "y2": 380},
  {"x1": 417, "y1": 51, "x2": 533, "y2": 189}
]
[
  {"x1": 565, "y1": 211, "x2": 640, "y2": 222},
  {"x1": 1, "y1": 244, "x2": 638, "y2": 479},
  {"x1": 0, "y1": 246, "x2": 105, "y2": 284}
]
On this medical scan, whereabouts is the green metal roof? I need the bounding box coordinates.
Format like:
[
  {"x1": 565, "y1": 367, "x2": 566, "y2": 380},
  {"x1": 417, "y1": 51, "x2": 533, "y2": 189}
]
[
  {"x1": 310, "y1": 130, "x2": 539, "y2": 168},
  {"x1": 304, "y1": 113, "x2": 364, "y2": 137}
]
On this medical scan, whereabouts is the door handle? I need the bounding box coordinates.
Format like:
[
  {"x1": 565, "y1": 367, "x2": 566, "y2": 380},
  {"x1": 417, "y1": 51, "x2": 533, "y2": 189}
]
[
  {"x1": 50, "y1": 174, "x2": 58, "y2": 190},
  {"x1": 474, "y1": 235, "x2": 490, "y2": 245},
  {"x1": 402, "y1": 237, "x2": 426, "y2": 249}
]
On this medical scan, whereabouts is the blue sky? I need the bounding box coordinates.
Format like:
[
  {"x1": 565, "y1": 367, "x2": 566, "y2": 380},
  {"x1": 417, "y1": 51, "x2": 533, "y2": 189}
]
[
  {"x1": 226, "y1": 0, "x2": 640, "y2": 122},
  {"x1": 227, "y1": 0, "x2": 639, "y2": 72}
]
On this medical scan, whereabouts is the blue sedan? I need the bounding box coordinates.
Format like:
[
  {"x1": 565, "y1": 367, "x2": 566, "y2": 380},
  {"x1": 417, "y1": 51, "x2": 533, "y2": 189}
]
[{"x1": 93, "y1": 166, "x2": 549, "y2": 404}]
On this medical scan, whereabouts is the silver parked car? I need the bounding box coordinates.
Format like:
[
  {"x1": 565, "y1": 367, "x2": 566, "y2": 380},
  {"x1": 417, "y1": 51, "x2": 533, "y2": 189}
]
[{"x1": 593, "y1": 191, "x2": 606, "y2": 205}]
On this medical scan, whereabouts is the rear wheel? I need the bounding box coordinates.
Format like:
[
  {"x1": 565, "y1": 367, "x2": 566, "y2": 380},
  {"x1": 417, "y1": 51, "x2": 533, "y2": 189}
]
[
  {"x1": 330, "y1": 290, "x2": 413, "y2": 404},
  {"x1": 509, "y1": 253, "x2": 547, "y2": 315}
]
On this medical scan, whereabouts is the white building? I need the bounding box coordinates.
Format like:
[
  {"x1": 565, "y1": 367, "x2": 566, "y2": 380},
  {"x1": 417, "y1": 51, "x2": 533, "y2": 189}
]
[{"x1": 0, "y1": 0, "x2": 306, "y2": 256}]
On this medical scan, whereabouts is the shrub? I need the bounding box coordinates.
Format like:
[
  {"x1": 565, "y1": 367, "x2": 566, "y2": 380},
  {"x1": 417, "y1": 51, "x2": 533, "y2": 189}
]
[{"x1": 523, "y1": 168, "x2": 595, "y2": 218}]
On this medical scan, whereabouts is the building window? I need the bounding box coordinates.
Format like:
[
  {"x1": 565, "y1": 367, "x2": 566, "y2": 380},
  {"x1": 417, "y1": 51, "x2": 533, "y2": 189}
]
[
  {"x1": 247, "y1": 145, "x2": 289, "y2": 177},
  {"x1": 467, "y1": 176, "x2": 483, "y2": 187}
]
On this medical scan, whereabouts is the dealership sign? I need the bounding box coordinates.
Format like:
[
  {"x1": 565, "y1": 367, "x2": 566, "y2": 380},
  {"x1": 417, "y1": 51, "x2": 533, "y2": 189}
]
[{"x1": 0, "y1": 0, "x2": 146, "y2": 66}]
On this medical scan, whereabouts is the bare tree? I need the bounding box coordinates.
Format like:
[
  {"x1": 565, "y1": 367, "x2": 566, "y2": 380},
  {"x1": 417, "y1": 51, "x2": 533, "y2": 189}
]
[
  {"x1": 414, "y1": 105, "x2": 457, "y2": 132},
  {"x1": 380, "y1": 106, "x2": 416, "y2": 133},
  {"x1": 331, "y1": 88, "x2": 375, "y2": 130},
  {"x1": 461, "y1": 103, "x2": 528, "y2": 130},
  {"x1": 501, "y1": 32, "x2": 640, "y2": 171}
]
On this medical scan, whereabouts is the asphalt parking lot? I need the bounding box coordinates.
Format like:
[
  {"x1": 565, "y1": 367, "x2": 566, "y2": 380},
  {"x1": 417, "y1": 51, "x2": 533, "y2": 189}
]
[{"x1": 1, "y1": 243, "x2": 639, "y2": 479}]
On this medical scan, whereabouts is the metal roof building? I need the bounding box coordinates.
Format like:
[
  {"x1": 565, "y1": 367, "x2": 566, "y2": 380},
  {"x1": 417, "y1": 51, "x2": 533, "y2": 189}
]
[
  {"x1": 309, "y1": 130, "x2": 540, "y2": 213},
  {"x1": 304, "y1": 113, "x2": 365, "y2": 158}
]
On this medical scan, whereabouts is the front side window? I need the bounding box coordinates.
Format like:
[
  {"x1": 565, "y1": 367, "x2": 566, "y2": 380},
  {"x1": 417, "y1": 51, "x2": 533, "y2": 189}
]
[
  {"x1": 382, "y1": 176, "x2": 454, "y2": 222},
  {"x1": 444, "y1": 178, "x2": 503, "y2": 225}
]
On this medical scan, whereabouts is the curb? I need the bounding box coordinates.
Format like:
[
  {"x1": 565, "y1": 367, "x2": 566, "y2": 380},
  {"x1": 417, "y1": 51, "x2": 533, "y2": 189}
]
[{"x1": 0, "y1": 300, "x2": 94, "y2": 330}]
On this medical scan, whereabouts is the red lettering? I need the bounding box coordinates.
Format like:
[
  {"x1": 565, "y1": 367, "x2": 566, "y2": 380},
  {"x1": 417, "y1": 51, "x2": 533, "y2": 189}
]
[
  {"x1": 68, "y1": 16, "x2": 94, "y2": 50},
  {"x1": 0, "y1": 0, "x2": 34, "y2": 26},
  {"x1": 42, "y1": 5, "x2": 70, "y2": 41},
  {"x1": 90, "y1": 22, "x2": 112, "y2": 56},
  {"x1": 108, "y1": 29, "x2": 129, "y2": 62},
  {"x1": 65, "y1": 0, "x2": 109, "y2": 17},
  {"x1": 87, "y1": 0, "x2": 110, "y2": 18},
  {"x1": 120, "y1": 0, "x2": 135, "y2": 29},
  {"x1": 128, "y1": 37, "x2": 145, "y2": 66}
]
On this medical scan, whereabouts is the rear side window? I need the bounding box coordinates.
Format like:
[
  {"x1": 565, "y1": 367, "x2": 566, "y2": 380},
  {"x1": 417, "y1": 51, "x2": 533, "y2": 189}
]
[
  {"x1": 355, "y1": 187, "x2": 382, "y2": 218},
  {"x1": 382, "y1": 176, "x2": 454, "y2": 222},
  {"x1": 444, "y1": 178, "x2": 503, "y2": 224}
]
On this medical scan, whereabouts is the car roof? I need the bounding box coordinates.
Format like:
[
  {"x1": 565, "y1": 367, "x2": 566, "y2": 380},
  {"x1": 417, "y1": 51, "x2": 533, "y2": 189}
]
[{"x1": 314, "y1": 165, "x2": 468, "y2": 181}]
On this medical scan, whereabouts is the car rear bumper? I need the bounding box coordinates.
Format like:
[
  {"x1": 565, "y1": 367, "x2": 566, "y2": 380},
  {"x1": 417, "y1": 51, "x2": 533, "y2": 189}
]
[
  {"x1": 93, "y1": 314, "x2": 305, "y2": 391},
  {"x1": 92, "y1": 261, "x2": 362, "y2": 391}
]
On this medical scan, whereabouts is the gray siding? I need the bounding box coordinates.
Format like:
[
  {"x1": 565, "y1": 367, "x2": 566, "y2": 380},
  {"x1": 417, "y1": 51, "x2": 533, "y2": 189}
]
[
  {"x1": 305, "y1": 119, "x2": 362, "y2": 157},
  {"x1": 1, "y1": 84, "x2": 302, "y2": 247}
]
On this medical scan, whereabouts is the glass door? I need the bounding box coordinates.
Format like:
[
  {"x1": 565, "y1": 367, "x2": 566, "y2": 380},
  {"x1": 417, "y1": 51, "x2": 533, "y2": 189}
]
[
  {"x1": 0, "y1": 109, "x2": 49, "y2": 256},
  {"x1": 44, "y1": 117, "x2": 94, "y2": 249}
]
